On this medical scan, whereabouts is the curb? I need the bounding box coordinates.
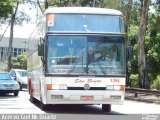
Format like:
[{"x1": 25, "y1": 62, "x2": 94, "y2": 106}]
[{"x1": 125, "y1": 96, "x2": 160, "y2": 104}]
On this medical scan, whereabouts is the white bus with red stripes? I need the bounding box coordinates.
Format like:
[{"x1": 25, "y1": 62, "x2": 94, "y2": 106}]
[{"x1": 27, "y1": 7, "x2": 126, "y2": 112}]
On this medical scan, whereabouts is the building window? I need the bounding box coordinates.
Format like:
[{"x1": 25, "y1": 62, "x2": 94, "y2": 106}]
[{"x1": 13, "y1": 48, "x2": 17, "y2": 57}]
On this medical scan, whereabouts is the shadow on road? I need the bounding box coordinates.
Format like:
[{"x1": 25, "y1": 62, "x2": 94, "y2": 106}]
[
  {"x1": 32, "y1": 101, "x2": 125, "y2": 115},
  {"x1": 0, "y1": 89, "x2": 28, "y2": 99},
  {"x1": 0, "y1": 93, "x2": 19, "y2": 98}
]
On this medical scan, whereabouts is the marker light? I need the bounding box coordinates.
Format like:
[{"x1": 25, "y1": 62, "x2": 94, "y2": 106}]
[
  {"x1": 47, "y1": 84, "x2": 67, "y2": 90},
  {"x1": 106, "y1": 85, "x2": 125, "y2": 91}
]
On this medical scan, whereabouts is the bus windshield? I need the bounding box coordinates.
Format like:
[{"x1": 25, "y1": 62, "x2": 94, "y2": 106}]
[{"x1": 46, "y1": 35, "x2": 126, "y2": 76}]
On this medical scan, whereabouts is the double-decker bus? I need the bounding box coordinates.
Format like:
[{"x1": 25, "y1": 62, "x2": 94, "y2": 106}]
[{"x1": 27, "y1": 7, "x2": 126, "y2": 112}]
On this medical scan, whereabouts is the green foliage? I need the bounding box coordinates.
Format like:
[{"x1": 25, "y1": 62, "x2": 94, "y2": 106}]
[
  {"x1": 151, "y1": 75, "x2": 160, "y2": 90},
  {"x1": 0, "y1": 53, "x2": 27, "y2": 72},
  {"x1": 145, "y1": 7, "x2": 160, "y2": 83},
  {"x1": 0, "y1": 62, "x2": 7, "y2": 72},
  {"x1": 98, "y1": 0, "x2": 121, "y2": 9},
  {"x1": 0, "y1": 0, "x2": 18, "y2": 18},
  {"x1": 46, "y1": 0, "x2": 121, "y2": 8},
  {"x1": 129, "y1": 25, "x2": 139, "y2": 45},
  {"x1": 11, "y1": 52, "x2": 27, "y2": 69},
  {"x1": 126, "y1": 1, "x2": 160, "y2": 88},
  {"x1": 148, "y1": 73, "x2": 155, "y2": 85},
  {"x1": 129, "y1": 74, "x2": 139, "y2": 88},
  {"x1": 128, "y1": 25, "x2": 139, "y2": 74},
  {"x1": 0, "y1": 0, "x2": 31, "y2": 25},
  {"x1": 47, "y1": 0, "x2": 94, "y2": 7}
]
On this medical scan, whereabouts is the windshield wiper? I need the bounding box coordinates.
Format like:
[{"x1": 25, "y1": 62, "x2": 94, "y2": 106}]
[
  {"x1": 88, "y1": 53, "x2": 107, "y2": 76},
  {"x1": 97, "y1": 60, "x2": 107, "y2": 76},
  {"x1": 67, "y1": 61, "x2": 86, "y2": 75},
  {"x1": 67, "y1": 47, "x2": 86, "y2": 75},
  {"x1": 0, "y1": 78, "x2": 10, "y2": 80}
]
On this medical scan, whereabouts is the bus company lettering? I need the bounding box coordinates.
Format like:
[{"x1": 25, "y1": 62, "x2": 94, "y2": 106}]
[
  {"x1": 74, "y1": 79, "x2": 101, "y2": 83},
  {"x1": 88, "y1": 79, "x2": 101, "y2": 83}
]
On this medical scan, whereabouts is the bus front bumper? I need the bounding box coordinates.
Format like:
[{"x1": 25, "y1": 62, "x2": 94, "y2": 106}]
[{"x1": 44, "y1": 90, "x2": 125, "y2": 105}]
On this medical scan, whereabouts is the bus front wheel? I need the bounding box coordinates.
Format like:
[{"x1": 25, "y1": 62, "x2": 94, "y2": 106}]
[
  {"x1": 40, "y1": 101, "x2": 48, "y2": 111},
  {"x1": 40, "y1": 96, "x2": 48, "y2": 111},
  {"x1": 30, "y1": 96, "x2": 37, "y2": 103},
  {"x1": 102, "y1": 104, "x2": 111, "y2": 112}
]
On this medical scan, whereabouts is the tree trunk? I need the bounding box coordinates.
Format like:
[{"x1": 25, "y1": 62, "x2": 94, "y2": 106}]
[
  {"x1": 44, "y1": 0, "x2": 48, "y2": 9},
  {"x1": 138, "y1": 0, "x2": 149, "y2": 88},
  {"x1": 7, "y1": 2, "x2": 19, "y2": 71},
  {"x1": 37, "y1": 0, "x2": 44, "y2": 12}
]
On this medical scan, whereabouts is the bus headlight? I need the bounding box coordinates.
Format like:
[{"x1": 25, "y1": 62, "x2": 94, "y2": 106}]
[
  {"x1": 106, "y1": 85, "x2": 114, "y2": 90},
  {"x1": 106, "y1": 85, "x2": 124, "y2": 91},
  {"x1": 47, "y1": 84, "x2": 67, "y2": 90}
]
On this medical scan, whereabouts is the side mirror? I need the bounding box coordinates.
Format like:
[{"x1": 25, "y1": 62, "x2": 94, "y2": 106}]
[
  {"x1": 11, "y1": 74, "x2": 16, "y2": 80},
  {"x1": 38, "y1": 38, "x2": 44, "y2": 56},
  {"x1": 38, "y1": 43, "x2": 44, "y2": 56}
]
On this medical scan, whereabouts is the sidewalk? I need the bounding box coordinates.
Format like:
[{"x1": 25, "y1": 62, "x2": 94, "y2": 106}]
[{"x1": 125, "y1": 92, "x2": 160, "y2": 104}]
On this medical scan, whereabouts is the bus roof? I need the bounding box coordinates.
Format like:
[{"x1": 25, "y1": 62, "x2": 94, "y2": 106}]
[{"x1": 44, "y1": 7, "x2": 122, "y2": 16}]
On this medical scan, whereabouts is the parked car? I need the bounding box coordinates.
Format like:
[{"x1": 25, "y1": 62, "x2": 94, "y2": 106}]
[
  {"x1": 0, "y1": 72, "x2": 20, "y2": 96},
  {"x1": 9, "y1": 69, "x2": 28, "y2": 91}
]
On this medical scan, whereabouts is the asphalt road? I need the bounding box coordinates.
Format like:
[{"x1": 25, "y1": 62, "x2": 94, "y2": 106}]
[{"x1": 0, "y1": 90, "x2": 160, "y2": 120}]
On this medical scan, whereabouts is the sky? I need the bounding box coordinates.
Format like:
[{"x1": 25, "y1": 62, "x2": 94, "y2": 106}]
[{"x1": 0, "y1": 2, "x2": 42, "y2": 39}]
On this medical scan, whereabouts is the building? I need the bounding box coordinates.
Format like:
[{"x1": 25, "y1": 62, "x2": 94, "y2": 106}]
[
  {"x1": 0, "y1": 36, "x2": 28, "y2": 62},
  {"x1": 0, "y1": 2, "x2": 42, "y2": 70}
]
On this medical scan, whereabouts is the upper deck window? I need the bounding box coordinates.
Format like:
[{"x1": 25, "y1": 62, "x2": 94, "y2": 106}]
[{"x1": 47, "y1": 14, "x2": 124, "y2": 33}]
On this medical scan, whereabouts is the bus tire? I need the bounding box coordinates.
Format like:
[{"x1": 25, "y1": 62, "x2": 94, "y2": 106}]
[
  {"x1": 30, "y1": 96, "x2": 37, "y2": 103},
  {"x1": 40, "y1": 101, "x2": 48, "y2": 111},
  {"x1": 40, "y1": 96, "x2": 48, "y2": 110},
  {"x1": 102, "y1": 104, "x2": 111, "y2": 112}
]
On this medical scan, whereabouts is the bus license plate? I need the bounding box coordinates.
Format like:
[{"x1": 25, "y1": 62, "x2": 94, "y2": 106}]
[{"x1": 80, "y1": 96, "x2": 94, "y2": 100}]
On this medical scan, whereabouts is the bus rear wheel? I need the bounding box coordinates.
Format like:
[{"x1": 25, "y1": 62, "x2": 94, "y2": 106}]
[{"x1": 102, "y1": 104, "x2": 111, "y2": 112}]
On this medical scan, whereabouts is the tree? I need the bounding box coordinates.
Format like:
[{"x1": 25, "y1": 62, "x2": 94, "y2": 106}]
[
  {"x1": 7, "y1": 1, "x2": 20, "y2": 71},
  {"x1": 11, "y1": 52, "x2": 27, "y2": 69},
  {"x1": 44, "y1": 0, "x2": 108, "y2": 8},
  {"x1": 7, "y1": 0, "x2": 31, "y2": 71},
  {"x1": 146, "y1": 3, "x2": 160, "y2": 85},
  {"x1": 138, "y1": 0, "x2": 150, "y2": 88},
  {"x1": 0, "y1": 0, "x2": 18, "y2": 38},
  {"x1": 127, "y1": 0, "x2": 160, "y2": 88},
  {"x1": 37, "y1": 0, "x2": 44, "y2": 12},
  {"x1": 157, "y1": 0, "x2": 160, "y2": 4},
  {"x1": 0, "y1": 0, "x2": 18, "y2": 18}
]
